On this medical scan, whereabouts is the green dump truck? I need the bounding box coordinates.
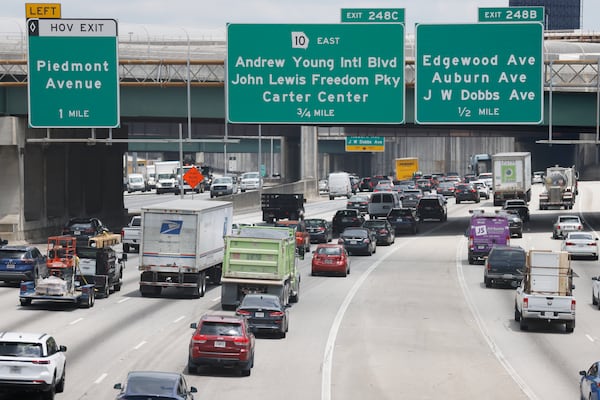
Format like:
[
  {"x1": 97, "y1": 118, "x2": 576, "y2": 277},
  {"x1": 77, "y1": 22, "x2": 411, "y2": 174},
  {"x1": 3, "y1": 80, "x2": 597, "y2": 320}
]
[{"x1": 221, "y1": 226, "x2": 300, "y2": 310}]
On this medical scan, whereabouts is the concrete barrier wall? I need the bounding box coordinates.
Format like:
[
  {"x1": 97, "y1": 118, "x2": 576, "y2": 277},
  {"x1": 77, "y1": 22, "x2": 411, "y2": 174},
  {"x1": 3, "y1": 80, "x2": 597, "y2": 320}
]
[{"x1": 213, "y1": 179, "x2": 319, "y2": 215}]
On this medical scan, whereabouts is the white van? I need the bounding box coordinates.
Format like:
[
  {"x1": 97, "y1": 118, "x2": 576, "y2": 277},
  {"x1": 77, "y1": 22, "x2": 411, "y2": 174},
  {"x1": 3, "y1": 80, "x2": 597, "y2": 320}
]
[
  {"x1": 127, "y1": 173, "x2": 147, "y2": 193},
  {"x1": 368, "y1": 191, "x2": 402, "y2": 219},
  {"x1": 328, "y1": 172, "x2": 353, "y2": 200}
]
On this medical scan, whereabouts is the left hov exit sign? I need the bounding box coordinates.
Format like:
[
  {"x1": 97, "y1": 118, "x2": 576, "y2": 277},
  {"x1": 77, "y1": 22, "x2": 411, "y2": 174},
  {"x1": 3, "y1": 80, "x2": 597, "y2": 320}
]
[{"x1": 27, "y1": 18, "x2": 120, "y2": 128}]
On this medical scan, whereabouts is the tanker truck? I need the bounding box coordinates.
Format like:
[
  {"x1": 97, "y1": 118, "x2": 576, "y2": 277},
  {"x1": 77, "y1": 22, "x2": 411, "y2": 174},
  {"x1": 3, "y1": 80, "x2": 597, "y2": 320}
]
[{"x1": 539, "y1": 165, "x2": 578, "y2": 210}]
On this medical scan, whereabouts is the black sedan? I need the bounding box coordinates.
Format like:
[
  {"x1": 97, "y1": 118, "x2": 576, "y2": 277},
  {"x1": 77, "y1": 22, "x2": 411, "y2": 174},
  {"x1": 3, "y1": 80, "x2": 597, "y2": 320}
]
[
  {"x1": 362, "y1": 219, "x2": 395, "y2": 246},
  {"x1": 346, "y1": 194, "x2": 371, "y2": 215},
  {"x1": 387, "y1": 208, "x2": 419, "y2": 235},
  {"x1": 235, "y1": 293, "x2": 289, "y2": 338},
  {"x1": 332, "y1": 209, "x2": 365, "y2": 235},
  {"x1": 305, "y1": 218, "x2": 333, "y2": 243},
  {"x1": 338, "y1": 227, "x2": 376, "y2": 256}
]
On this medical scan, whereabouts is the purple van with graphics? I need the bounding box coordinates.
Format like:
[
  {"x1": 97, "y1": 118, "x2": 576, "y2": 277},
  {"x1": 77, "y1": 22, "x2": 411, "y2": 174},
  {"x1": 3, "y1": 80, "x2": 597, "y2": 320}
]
[{"x1": 467, "y1": 212, "x2": 510, "y2": 264}]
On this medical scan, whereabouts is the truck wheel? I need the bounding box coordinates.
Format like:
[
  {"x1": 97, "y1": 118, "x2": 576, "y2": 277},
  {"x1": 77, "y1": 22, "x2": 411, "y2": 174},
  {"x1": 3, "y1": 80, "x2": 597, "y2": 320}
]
[
  {"x1": 20, "y1": 298, "x2": 32, "y2": 306},
  {"x1": 140, "y1": 286, "x2": 152, "y2": 297},
  {"x1": 56, "y1": 368, "x2": 65, "y2": 393},
  {"x1": 565, "y1": 321, "x2": 575, "y2": 333},
  {"x1": 123, "y1": 244, "x2": 130, "y2": 253},
  {"x1": 593, "y1": 292, "x2": 597, "y2": 306},
  {"x1": 101, "y1": 284, "x2": 110, "y2": 299},
  {"x1": 329, "y1": 196, "x2": 334, "y2": 200},
  {"x1": 514, "y1": 306, "x2": 521, "y2": 322},
  {"x1": 484, "y1": 278, "x2": 492, "y2": 288},
  {"x1": 468, "y1": 255, "x2": 475, "y2": 265},
  {"x1": 114, "y1": 279, "x2": 122, "y2": 292},
  {"x1": 290, "y1": 281, "x2": 299, "y2": 303},
  {"x1": 519, "y1": 317, "x2": 528, "y2": 331}
]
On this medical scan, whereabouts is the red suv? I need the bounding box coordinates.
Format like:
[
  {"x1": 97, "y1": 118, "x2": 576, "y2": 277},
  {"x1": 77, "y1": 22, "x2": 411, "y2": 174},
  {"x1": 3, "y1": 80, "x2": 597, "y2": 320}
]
[{"x1": 188, "y1": 314, "x2": 255, "y2": 376}]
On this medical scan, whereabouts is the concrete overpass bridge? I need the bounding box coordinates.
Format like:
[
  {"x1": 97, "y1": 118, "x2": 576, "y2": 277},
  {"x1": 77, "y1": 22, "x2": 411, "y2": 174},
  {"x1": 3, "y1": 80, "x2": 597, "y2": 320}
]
[{"x1": 1, "y1": 35, "x2": 600, "y2": 241}]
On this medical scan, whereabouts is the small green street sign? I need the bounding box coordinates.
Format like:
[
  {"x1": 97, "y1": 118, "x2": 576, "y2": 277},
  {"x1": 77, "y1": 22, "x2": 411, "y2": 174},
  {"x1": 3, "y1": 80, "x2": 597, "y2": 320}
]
[
  {"x1": 341, "y1": 8, "x2": 405, "y2": 23},
  {"x1": 345, "y1": 136, "x2": 385, "y2": 152},
  {"x1": 27, "y1": 18, "x2": 120, "y2": 128},
  {"x1": 227, "y1": 24, "x2": 404, "y2": 124},
  {"x1": 479, "y1": 7, "x2": 544, "y2": 23},
  {"x1": 415, "y1": 23, "x2": 543, "y2": 125}
]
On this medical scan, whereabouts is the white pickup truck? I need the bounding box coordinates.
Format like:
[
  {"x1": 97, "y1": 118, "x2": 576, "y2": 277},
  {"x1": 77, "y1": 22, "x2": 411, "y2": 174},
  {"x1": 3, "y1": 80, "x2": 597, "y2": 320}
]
[
  {"x1": 514, "y1": 250, "x2": 575, "y2": 333},
  {"x1": 120, "y1": 216, "x2": 141, "y2": 253}
]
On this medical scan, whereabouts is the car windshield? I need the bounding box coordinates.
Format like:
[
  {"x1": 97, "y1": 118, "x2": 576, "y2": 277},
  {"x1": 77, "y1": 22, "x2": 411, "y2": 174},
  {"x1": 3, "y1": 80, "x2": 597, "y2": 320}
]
[
  {"x1": 349, "y1": 195, "x2": 369, "y2": 202},
  {"x1": 305, "y1": 220, "x2": 325, "y2": 227},
  {"x1": 242, "y1": 173, "x2": 259, "y2": 179},
  {"x1": 559, "y1": 217, "x2": 580, "y2": 223},
  {"x1": 0, "y1": 342, "x2": 42, "y2": 357},
  {"x1": 240, "y1": 295, "x2": 281, "y2": 309},
  {"x1": 200, "y1": 322, "x2": 243, "y2": 336},
  {"x1": 489, "y1": 249, "x2": 526, "y2": 265},
  {"x1": 568, "y1": 233, "x2": 592, "y2": 240},
  {"x1": 342, "y1": 229, "x2": 367, "y2": 238},
  {"x1": 388, "y1": 209, "x2": 412, "y2": 217},
  {"x1": 363, "y1": 221, "x2": 386, "y2": 228},
  {"x1": 0, "y1": 250, "x2": 26, "y2": 259},
  {"x1": 125, "y1": 375, "x2": 175, "y2": 396},
  {"x1": 67, "y1": 222, "x2": 94, "y2": 230},
  {"x1": 316, "y1": 246, "x2": 342, "y2": 255},
  {"x1": 213, "y1": 177, "x2": 232, "y2": 184},
  {"x1": 129, "y1": 177, "x2": 143, "y2": 183}
]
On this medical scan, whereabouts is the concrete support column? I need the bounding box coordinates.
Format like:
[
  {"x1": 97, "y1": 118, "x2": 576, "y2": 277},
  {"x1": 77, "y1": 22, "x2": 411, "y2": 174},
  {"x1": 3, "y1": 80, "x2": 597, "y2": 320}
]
[{"x1": 300, "y1": 125, "x2": 318, "y2": 180}]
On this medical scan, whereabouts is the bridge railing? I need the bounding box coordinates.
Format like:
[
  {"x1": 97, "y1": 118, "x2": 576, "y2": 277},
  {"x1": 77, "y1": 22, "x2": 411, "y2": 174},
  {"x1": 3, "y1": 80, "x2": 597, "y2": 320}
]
[{"x1": 1, "y1": 59, "x2": 600, "y2": 91}]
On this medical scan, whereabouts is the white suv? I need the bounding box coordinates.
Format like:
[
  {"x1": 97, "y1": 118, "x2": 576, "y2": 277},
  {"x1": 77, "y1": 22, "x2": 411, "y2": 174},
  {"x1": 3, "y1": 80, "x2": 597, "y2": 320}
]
[
  {"x1": 0, "y1": 332, "x2": 67, "y2": 398},
  {"x1": 240, "y1": 171, "x2": 262, "y2": 192}
]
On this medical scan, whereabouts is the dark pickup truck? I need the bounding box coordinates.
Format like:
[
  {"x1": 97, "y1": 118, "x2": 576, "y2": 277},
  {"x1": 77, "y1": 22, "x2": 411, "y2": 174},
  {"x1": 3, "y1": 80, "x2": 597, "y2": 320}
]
[{"x1": 261, "y1": 193, "x2": 305, "y2": 223}]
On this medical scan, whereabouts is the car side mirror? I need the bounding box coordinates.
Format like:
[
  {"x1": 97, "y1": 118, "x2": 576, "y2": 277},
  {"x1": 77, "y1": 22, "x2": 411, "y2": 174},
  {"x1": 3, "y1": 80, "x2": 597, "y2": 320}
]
[
  {"x1": 190, "y1": 387, "x2": 198, "y2": 393},
  {"x1": 114, "y1": 383, "x2": 123, "y2": 390},
  {"x1": 190, "y1": 323, "x2": 197, "y2": 329},
  {"x1": 572, "y1": 284, "x2": 576, "y2": 290},
  {"x1": 59, "y1": 345, "x2": 67, "y2": 352}
]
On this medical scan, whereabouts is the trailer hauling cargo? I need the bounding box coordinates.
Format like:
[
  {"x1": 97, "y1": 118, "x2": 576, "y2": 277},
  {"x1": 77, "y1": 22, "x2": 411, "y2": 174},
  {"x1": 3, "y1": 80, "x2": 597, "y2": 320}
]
[
  {"x1": 76, "y1": 233, "x2": 126, "y2": 299},
  {"x1": 221, "y1": 226, "x2": 300, "y2": 310},
  {"x1": 539, "y1": 165, "x2": 578, "y2": 210},
  {"x1": 139, "y1": 199, "x2": 232, "y2": 298},
  {"x1": 19, "y1": 236, "x2": 95, "y2": 308}
]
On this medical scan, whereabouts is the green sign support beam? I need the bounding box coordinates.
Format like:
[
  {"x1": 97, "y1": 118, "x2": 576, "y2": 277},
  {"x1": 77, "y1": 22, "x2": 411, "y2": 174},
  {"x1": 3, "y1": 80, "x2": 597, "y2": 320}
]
[
  {"x1": 227, "y1": 23, "x2": 404, "y2": 124},
  {"x1": 27, "y1": 18, "x2": 120, "y2": 128},
  {"x1": 415, "y1": 23, "x2": 543, "y2": 125}
]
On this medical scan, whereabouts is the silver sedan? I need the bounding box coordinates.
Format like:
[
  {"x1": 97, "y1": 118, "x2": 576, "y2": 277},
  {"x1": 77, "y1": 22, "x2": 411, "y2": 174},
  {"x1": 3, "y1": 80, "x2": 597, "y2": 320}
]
[
  {"x1": 561, "y1": 232, "x2": 599, "y2": 260},
  {"x1": 552, "y1": 215, "x2": 583, "y2": 239}
]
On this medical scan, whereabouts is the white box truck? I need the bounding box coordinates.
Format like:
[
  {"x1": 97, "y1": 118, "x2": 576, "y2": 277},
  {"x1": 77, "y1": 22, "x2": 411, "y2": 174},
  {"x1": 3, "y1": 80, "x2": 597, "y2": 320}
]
[
  {"x1": 154, "y1": 160, "x2": 180, "y2": 194},
  {"x1": 139, "y1": 199, "x2": 233, "y2": 298},
  {"x1": 492, "y1": 152, "x2": 532, "y2": 206}
]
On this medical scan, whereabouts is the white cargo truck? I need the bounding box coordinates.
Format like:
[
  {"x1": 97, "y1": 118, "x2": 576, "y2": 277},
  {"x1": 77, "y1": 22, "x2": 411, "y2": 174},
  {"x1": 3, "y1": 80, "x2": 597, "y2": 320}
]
[
  {"x1": 514, "y1": 250, "x2": 575, "y2": 333},
  {"x1": 492, "y1": 152, "x2": 532, "y2": 206},
  {"x1": 139, "y1": 199, "x2": 233, "y2": 298},
  {"x1": 154, "y1": 160, "x2": 180, "y2": 194}
]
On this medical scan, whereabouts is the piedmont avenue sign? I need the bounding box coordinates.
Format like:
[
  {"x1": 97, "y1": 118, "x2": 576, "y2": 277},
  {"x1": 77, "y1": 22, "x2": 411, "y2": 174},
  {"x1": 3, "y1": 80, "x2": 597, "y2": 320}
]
[
  {"x1": 27, "y1": 18, "x2": 120, "y2": 128},
  {"x1": 227, "y1": 23, "x2": 405, "y2": 124}
]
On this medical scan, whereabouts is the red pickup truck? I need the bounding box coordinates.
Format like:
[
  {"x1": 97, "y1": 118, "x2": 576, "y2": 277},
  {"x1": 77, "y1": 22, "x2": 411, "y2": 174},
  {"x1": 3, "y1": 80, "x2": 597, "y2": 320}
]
[{"x1": 274, "y1": 220, "x2": 310, "y2": 258}]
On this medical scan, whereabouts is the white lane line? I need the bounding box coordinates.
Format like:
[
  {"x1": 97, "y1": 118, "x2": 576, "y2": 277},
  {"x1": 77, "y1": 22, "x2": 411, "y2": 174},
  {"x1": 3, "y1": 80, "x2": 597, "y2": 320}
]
[
  {"x1": 586, "y1": 334, "x2": 595, "y2": 342},
  {"x1": 212, "y1": 296, "x2": 220, "y2": 302},
  {"x1": 321, "y1": 240, "x2": 411, "y2": 400},
  {"x1": 456, "y1": 236, "x2": 538, "y2": 400},
  {"x1": 118, "y1": 297, "x2": 131, "y2": 304},
  {"x1": 94, "y1": 373, "x2": 108, "y2": 384},
  {"x1": 133, "y1": 341, "x2": 147, "y2": 350},
  {"x1": 173, "y1": 316, "x2": 185, "y2": 323},
  {"x1": 69, "y1": 318, "x2": 83, "y2": 325}
]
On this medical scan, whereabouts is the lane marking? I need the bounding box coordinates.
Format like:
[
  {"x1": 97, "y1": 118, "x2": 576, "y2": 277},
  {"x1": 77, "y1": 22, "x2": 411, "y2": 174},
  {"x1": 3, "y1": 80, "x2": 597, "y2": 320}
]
[
  {"x1": 212, "y1": 296, "x2": 220, "y2": 302},
  {"x1": 586, "y1": 334, "x2": 595, "y2": 342},
  {"x1": 94, "y1": 373, "x2": 107, "y2": 384},
  {"x1": 456, "y1": 236, "x2": 538, "y2": 400},
  {"x1": 173, "y1": 316, "x2": 185, "y2": 323},
  {"x1": 133, "y1": 341, "x2": 147, "y2": 350},
  {"x1": 321, "y1": 239, "x2": 413, "y2": 400},
  {"x1": 69, "y1": 318, "x2": 83, "y2": 326},
  {"x1": 118, "y1": 297, "x2": 131, "y2": 304}
]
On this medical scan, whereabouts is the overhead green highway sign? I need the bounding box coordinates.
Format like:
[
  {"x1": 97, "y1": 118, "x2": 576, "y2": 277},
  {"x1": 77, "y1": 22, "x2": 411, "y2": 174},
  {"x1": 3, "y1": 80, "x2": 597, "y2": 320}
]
[
  {"x1": 345, "y1": 136, "x2": 385, "y2": 152},
  {"x1": 341, "y1": 8, "x2": 405, "y2": 23},
  {"x1": 227, "y1": 23, "x2": 404, "y2": 124},
  {"x1": 479, "y1": 7, "x2": 544, "y2": 23},
  {"x1": 27, "y1": 18, "x2": 120, "y2": 128},
  {"x1": 415, "y1": 23, "x2": 543, "y2": 125}
]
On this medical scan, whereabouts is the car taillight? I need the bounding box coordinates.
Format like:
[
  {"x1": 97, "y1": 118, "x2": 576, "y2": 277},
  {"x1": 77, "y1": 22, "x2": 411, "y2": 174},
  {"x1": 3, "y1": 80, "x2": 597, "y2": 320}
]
[
  {"x1": 269, "y1": 311, "x2": 285, "y2": 317},
  {"x1": 31, "y1": 360, "x2": 50, "y2": 365},
  {"x1": 121, "y1": 229, "x2": 124, "y2": 238},
  {"x1": 22, "y1": 259, "x2": 34, "y2": 264},
  {"x1": 523, "y1": 298, "x2": 528, "y2": 309},
  {"x1": 378, "y1": 229, "x2": 388, "y2": 234},
  {"x1": 468, "y1": 236, "x2": 474, "y2": 249},
  {"x1": 556, "y1": 225, "x2": 561, "y2": 230},
  {"x1": 192, "y1": 334, "x2": 207, "y2": 344},
  {"x1": 578, "y1": 225, "x2": 583, "y2": 231},
  {"x1": 363, "y1": 238, "x2": 371, "y2": 243},
  {"x1": 589, "y1": 243, "x2": 597, "y2": 247},
  {"x1": 338, "y1": 239, "x2": 344, "y2": 244},
  {"x1": 486, "y1": 263, "x2": 491, "y2": 272},
  {"x1": 571, "y1": 299, "x2": 576, "y2": 311},
  {"x1": 237, "y1": 310, "x2": 251, "y2": 316},
  {"x1": 318, "y1": 227, "x2": 325, "y2": 232},
  {"x1": 565, "y1": 241, "x2": 575, "y2": 246},
  {"x1": 233, "y1": 337, "x2": 249, "y2": 346}
]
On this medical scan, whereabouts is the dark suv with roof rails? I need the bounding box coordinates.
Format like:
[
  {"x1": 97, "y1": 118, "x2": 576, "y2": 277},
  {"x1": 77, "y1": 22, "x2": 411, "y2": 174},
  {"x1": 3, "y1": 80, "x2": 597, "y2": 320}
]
[{"x1": 416, "y1": 195, "x2": 447, "y2": 222}]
